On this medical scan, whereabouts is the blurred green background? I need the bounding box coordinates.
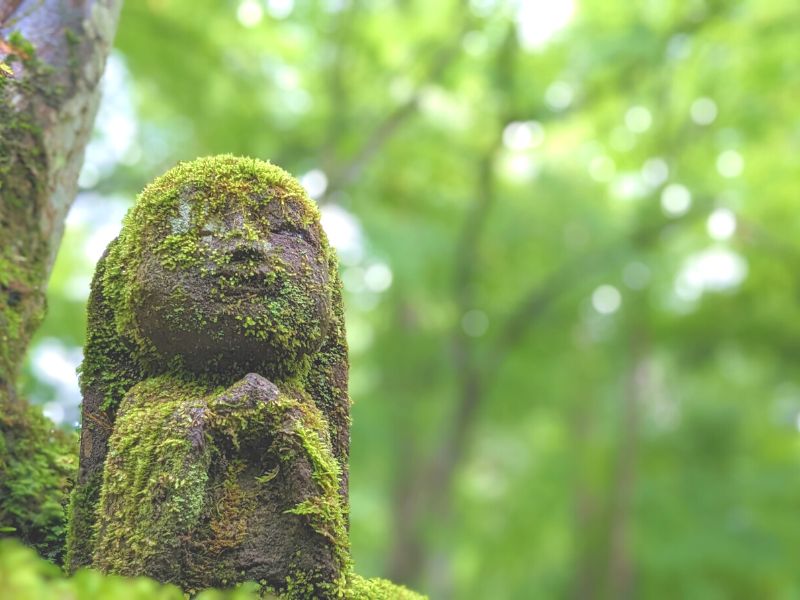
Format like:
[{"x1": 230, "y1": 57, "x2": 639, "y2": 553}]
[{"x1": 18, "y1": 0, "x2": 800, "y2": 597}]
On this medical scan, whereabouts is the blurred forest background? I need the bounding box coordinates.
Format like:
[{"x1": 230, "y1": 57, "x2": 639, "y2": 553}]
[{"x1": 15, "y1": 0, "x2": 800, "y2": 597}]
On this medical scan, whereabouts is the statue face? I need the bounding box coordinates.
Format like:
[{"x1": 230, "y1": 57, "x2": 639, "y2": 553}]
[{"x1": 131, "y1": 192, "x2": 332, "y2": 378}]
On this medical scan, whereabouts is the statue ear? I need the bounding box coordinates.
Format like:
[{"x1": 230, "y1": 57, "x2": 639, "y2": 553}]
[
  {"x1": 306, "y1": 261, "x2": 350, "y2": 503},
  {"x1": 66, "y1": 238, "x2": 143, "y2": 571}
]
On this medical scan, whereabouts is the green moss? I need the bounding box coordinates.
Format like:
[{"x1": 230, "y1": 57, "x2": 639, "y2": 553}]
[
  {"x1": 283, "y1": 415, "x2": 350, "y2": 580},
  {"x1": 91, "y1": 377, "x2": 211, "y2": 577},
  {"x1": 346, "y1": 574, "x2": 427, "y2": 600},
  {"x1": 0, "y1": 401, "x2": 77, "y2": 564},
  {"x1": 7, "y1": 32, "x2": 35, "y2": 58},
  {"x1": 264, "y1": 571, "x2": 427, "y2": 599},
  {"x1": 207, "y1": 461, "x2": 254, "y2": 553},
  {"x1": 62, "y1": 469, "x2": 101, "y2": 571},
  {"x1": 0, "y1": 31, "x2": 49, "y2": 382},
  {"x1": 74, "y1": 238, "x2": 142, "y2": 413},
  {"x1": 64, "y1": 29, "x2": 80, "y2": 77}
]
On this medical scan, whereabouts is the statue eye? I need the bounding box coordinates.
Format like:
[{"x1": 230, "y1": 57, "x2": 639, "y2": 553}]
[{"x1": 273, "y1": 225, "x2": 316, "y2": 247}]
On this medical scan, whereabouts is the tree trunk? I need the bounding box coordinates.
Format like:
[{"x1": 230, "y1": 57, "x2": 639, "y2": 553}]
[
  {"x1": 606, "y1": 331, "x2": 647, "y2": 599},
  {"x1": 0, "y1": 0, "x2": 121, "y2": 562}
]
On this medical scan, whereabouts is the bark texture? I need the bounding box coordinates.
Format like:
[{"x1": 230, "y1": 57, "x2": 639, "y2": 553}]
[{"x1": 0, "y1": 0, "x2": 121, "y2": 562}]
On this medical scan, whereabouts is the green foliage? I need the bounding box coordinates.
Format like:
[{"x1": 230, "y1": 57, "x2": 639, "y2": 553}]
[
  {"x1": 0, "y1": 538, "x2": 272, "y2": 600},
  {"x1": 347, "y1": 574, "x2": 425, "y2": 600}
]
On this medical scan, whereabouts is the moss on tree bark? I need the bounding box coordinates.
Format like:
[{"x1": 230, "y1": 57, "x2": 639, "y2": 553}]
[{"x1": 0, "y1": 1, "x2": 121, "y2": 562}]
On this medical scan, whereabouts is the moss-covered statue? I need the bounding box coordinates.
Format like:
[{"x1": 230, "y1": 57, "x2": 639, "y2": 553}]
[{"x1": 65, "y1": 155, "x2": 421, "y2": 599}]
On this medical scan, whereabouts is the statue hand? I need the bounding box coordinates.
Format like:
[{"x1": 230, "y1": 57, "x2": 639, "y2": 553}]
[{"x1": 216, "y1": 372, "x2": 279, "y2": 407}]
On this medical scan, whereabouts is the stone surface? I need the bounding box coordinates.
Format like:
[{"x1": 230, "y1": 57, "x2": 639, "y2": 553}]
[{"x1": 67, "y1": 156, "x2": 351, "y2": 597}]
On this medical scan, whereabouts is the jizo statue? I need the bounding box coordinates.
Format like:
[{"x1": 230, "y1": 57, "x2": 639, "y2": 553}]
[{"x1": 65, "y1": 155, "x2": 420, "y2": 599}]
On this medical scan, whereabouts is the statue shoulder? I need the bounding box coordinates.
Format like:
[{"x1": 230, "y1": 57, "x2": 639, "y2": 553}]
[{"x1": 116, "y1": 375, "x2": 211, "y2": 416}]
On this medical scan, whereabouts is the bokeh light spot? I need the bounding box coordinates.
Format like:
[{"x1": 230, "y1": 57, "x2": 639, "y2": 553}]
[
  {"x1": 661, "y1": 183, "x2": 692, "y2": 217},
  {"x1": 690, "y1": 97, "x2": 717, "y2": 125},
  {"x1": 502, "y1": 120, "x2": 545, "y2": 151},
  {"x1": 545, "y1": 81, "x2": 573, "y2": 111},
  {"x1": 706, "y1": 208, "x2": 736, "y2": 241},
  {"x1": 625, "y1": 106, "x2": 653, "y2": 133},
  {"x1": 266, "y1": 0, "x2": 294, "y2": 19},
  {"x1": 641, "y1": 157, "x2": 669, "y2": 187},
  {"x1": 515, "y1": 0, "x2": 576, "y2": 51},
  {"x1": 364, "y1": 263, "x2": 393, "y2": 293},
  {"x1": 320, "y1": 204, "x2": 364, "y2": 266},
  {"x1": 592, "y1": 285, "x2": 622, "y2": 315},
  {"x1": 236, "y1": 0, "x2": 263, "y2": 27},
  {"x1": 716, "y1": 150, "x2": 744, "y2": 178},
  {"x1": 300, "y1": 169, "x2": 328, "y2": 199}
]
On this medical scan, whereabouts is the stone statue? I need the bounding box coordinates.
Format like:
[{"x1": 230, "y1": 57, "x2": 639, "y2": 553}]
[{"x1": 66, "y1": 155, "x2": 420, "y2": 599}]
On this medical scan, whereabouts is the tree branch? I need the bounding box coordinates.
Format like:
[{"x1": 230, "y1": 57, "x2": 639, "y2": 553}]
[
  {"x1": 0, "y1": 1, "x2": 24, "y2": 27},
  {"x1": 321, "y1": 4, "x2": 473, "y2": 202}
]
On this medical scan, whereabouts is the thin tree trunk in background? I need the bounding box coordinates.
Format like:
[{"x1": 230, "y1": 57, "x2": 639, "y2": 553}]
[
  {"x1": 0, "y1": 0, "x2": 121, "y2": 559},
  {"x1": 571, "y1": 395, "x2": 598, "y2": 600},
  {"x1": 607, "y1": 332, "x2": 647, "y2": 599}
]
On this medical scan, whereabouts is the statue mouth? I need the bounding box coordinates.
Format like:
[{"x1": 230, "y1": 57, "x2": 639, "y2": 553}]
[
  {"x1": 237, "y1": 268, "x2": 270, "y2": 287},
  {"x1": 193, "y1": 256, "x2": 272, "y2": 294},
  {"x1": 210, "y1": 265, "x2": 271, "y2": 287}
]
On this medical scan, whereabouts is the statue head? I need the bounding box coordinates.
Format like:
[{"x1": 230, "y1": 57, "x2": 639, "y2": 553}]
[{"x1": 101, "y1": 155, "x2": 337, "y2": 380}]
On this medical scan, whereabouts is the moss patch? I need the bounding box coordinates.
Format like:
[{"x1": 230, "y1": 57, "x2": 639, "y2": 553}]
[
  {"x1": 0, "y1": 402, "x2": 76, "y2": 564},
  {"x1": 346, "y1": 574, "x2": 427, "y2": 600},
  {"x1": 0, "y1": 31, "x2": 49, "y2": 385}
]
